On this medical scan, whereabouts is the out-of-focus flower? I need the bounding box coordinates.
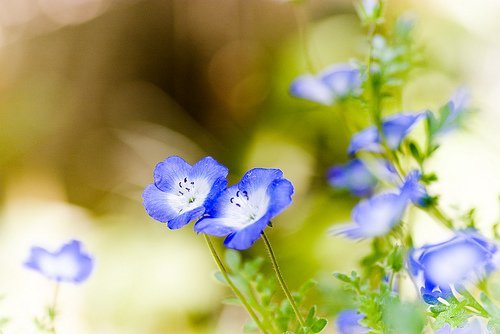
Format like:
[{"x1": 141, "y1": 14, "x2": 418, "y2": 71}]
[
  {"x1": 142, "y1": 156, "x2": 228, "y2": 229},
  {"x1": 290, "y1": 64, "x2": 362, "y2": 105},
  {"x1": 327, "y1": 159, "x2": 395, "y2": 197},
  {"x1": 195, "y1": 168, "x2": 293, "y2": 250},
  {"x1": 335, "y1": 309, "x2": 370, "y2": 334},
  {"x1": 332, "y1": 170, "x2": 427, "y2": 239},
  {"x1": 408, "y1": 230, "x2": 499, "y2": 303},
  {"x1": 25, "y1": 240, "x2": 94, "y2": 284},
  {"x1": 348, "y1": 112, "x2": 426, "y2": 156},
  {"x1": 400, "y1": 170, "x2": 430, "y2": 207},
  {"x1": 333, "y1": 191, "x2": 408, "y2": 239},
  {"x1": 429, "y1": 87, "x2": 470, "y2": 137},
  {"x1": 436, "y1": 317, "x2": 491, "y2": 334},
  {"x1": 361, "y1": 0, "x2": 380, "y2": 18}
]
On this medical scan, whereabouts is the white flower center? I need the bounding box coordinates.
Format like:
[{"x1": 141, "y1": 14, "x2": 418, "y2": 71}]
[
  {"x1": 166, "y1": 176, "x2": 211, "y2": 214},
  {"x1": 223, "y1": 189, "x2": 270, "y2": 229}
]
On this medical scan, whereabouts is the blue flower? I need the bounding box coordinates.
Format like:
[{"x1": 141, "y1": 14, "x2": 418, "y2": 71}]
[
  {"x1": 327, "y1": 159, "x2": 395, "y2": 197},
  {"x1": 333, "y1": 192, "x2": 408, "y2": 239},
  {"x1": 143, "y1": 156, "x2": 228, "y2": 230},
  {"x1": 24, "y1": 240, "x2": 94, "y2": 284},
  {"x1": 348, "y1": 112, "x2": 426, "y2": 156},
  {"x1": 290, "y1": 64, "x2": 362, "y2": 105},
  {"x1": 400, "y1": 170, "x2": 430, "y2": 206},
  {"x1": 332, "y1": 170, "x2": 427, "y2": 239},
  {"x1": 335, "y1": 309, "x2": 370, "y2": 334},
  {"x1": 194, "y1": 168, "x2": 293, "y2": 250},
  {"x1": 408, "y1": 230, "x2": 499, "y2": 303}
]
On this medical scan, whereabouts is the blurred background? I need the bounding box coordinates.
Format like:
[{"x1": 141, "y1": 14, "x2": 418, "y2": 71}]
[{"x1": 0, "y1": 0, "x2": 499, "y2": 333}]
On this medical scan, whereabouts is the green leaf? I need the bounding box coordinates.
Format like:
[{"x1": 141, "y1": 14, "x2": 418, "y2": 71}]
[
  {"x1": 311, "y1": 318, "x2": 328, "y2": 333},
  {"x1": 225, "y1": 250, "x2": 241, "y2": 272},
  {"x1": 243, "y1": 319, "x2": 259, "y2": 332},
  {"x1": 433, "y1": 300, "x2": 470, "y2": 329},
  {"x1": 213, "y1": 271, "x2": 227, "y2": 284}
]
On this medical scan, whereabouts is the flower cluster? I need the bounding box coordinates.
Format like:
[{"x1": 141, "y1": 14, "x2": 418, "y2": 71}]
[{"x1": 143, "y1": 156, "x2": 294, "y2": 250}]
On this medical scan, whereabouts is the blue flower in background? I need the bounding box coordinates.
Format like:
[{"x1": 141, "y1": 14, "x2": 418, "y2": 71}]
[
  {"x1": 195, "y1": 168, "x2": 293, "y2": 250},
  {"x1": 436, "y1": 317, "x2": 491, "y2": 334},
  {"x1": 348, "y1": 112, "x2": 426, "y2": 156},
  {"x1": 25, "y1": 240, "x2": 94, "y2": 284},
  {"x1": 335, "y1": 309, "x2": 369, "y2": 334},
  {"x1": 290, "y1": 64, "x2": 362, "y2": 105},
  {"x1": 143, "y1": 156, "x2": 228, "y2": 229},
  {"x1": 400, "y1": 170, "x2": 430, "y2": 206},
  {"x1": 408, "y1": 230, "x2": 499, "y2": 303},
  {"x1": 333, "y1": 191, "x2": 408, "y2": 239},
  {"x1": 327, "y1": 159, "x2": 395, "y2": 197},
  {"x1": 332, "y1": 170, "x2": 427, "y2": 239},
  {"x1": 361, "y1": 0, "x2": 380, "y2": 18}
]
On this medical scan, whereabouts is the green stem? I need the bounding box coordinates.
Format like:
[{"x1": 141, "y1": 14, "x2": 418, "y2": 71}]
[
  {"x1": 261, "y1": 232, "x2": 306, "y2": 328},
  {"x1": 49, "y1": 283, "x2": 59, "y2": 334},
  {"x1": 203, "y1": 235, "x2": 269, "y2": 334},
  {"x1": 292, "y1": 3, "x2": 316, "y2": 72},
  {"x1": 426, "y1": 205, "x2": 454, "y2": 229}
]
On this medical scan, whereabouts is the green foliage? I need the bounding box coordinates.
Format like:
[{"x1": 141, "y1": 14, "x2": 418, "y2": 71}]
[
  {"x1": 431, "y1": 299, "x2": 470, "y2": 330},
  {"x1": 34, "y1": 306, "x2": 57, "y2": 334},
  {"x1": 217, "y1": 250, "x2": 327, "y2": 333}
]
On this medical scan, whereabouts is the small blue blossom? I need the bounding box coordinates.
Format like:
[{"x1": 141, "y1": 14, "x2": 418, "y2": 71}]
[
  {"x1": 327, "y1": 159, "x2": 395, "y2": 197},
  {"x1": 335, "y1": 309, "x2": 370, "y2": 334},
  {"x1": 290, "y1": 64, "x2": 362, "y2": 105},
  {"x1": 408, "y1": 230, "x2": 499, "y2": 303},
  {"x1": 332, "y1": 171, "x2": 426, "y2": 239},
  {"x1": 143, "y1": 156, "x2": 228, "y2": 230},
  {"x1": 24, "y1": 240, "x2": 94, "y2": 284},
  {"x1": 348, "y1": 112, "x2": 426, "y2": 156},
  {"x1": 400, "y1": 170, "x2": 430, "y2": 207},
  {"x1": 436, "y1": 317, "x2": 491, "y2": 334},
  {"x1": 333, "y1": 191, "x2": 408, "y2": 239},
  {"x1": 194, "y1": 168, "x2": 293, "y2": 250}
]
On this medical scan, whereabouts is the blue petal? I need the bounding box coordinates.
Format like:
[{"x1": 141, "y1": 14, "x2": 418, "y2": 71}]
[
  {"x1": 238, "y1": 168, "x2": 284, "y2": 195},
  {"x1": 194, "y1": 217, "x2": 238, "y2": 237},
  {"x1": 382, "y1": 112, "x2": 425, "y2": 149},
  {"x1": 400, "y1": 170, "x2": 429, "y2": 206},
  {"x1": 335, "y1": 309, "x2": 369, "y2": 334},
  {"x1": 409, "y1": 230, "x2": 498, "y2": 296},
  {"x1": 153, "y1": 156, "x2": 191, "y2": 192},
  {"x1": 320, "y1": 64, "x2": 362, "y2": 99},
  {"x1": 189, "y1": 156, "x2": 229, "y2": 185},
  {"x1": 336, "y1": 192, "x2": 407, "y2": 239},
  {"x1": 267, "y1": 179, "x2": 294, "y2": 217},
  {"x1": 289, "y1": 75, "x2": 333, "y2": 105},
  {"x1": 24, "y1": 240, "x2": 94, "y2": 284},
  {"x1": 347, "y1": 127, "x2": 380, "y2": 156},
  {"x1": 348, "y1": 112, "x2": 425, "y2": 155},
  {"x1": 327, "y1": 159, "x2": 378, "y2": 197},
  {"x1": 168, "y1": 206, "x2": 205, "y2": 229},
  {"x1": 224, "y1": 214, "x2": 271, "y2": 250},
  {"x1": 142, "y1": 184, "x2": 179, "y2": 223},
  {"x1": 203, "y1": 177, "x2": 228, "y2": 216}
]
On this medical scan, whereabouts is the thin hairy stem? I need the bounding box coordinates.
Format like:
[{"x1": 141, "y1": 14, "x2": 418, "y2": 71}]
[
  {"x1": 261, "y1": 232, "x2": 305, "y2": 328},
  {"x1": 203, "y1": 235, "x2": 269, "y2": 334}
]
